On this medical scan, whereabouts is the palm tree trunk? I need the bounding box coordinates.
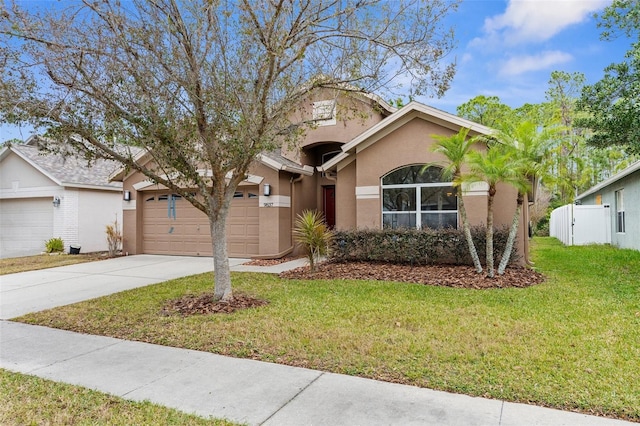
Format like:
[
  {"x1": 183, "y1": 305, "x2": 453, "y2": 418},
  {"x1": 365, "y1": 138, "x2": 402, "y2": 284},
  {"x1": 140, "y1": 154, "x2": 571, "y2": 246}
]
[
  {"x1": 486, "y1": 188, "x2": 495, "y2": 278},
  {"x1": 498, "y1": 194, "x2": 523, "y2": 275},
  {"x1": 458, "y1": 190, "x2": 482, "y2": 273}
]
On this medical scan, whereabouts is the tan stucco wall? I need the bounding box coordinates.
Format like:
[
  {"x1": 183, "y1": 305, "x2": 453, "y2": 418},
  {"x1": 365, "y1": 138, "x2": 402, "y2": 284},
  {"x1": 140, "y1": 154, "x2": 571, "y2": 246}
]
[
  {"x1": 333, "y1": 116, "x2": 529, "y2": 264},
  {"x1": 281, "y1": 91, "x2": 390, "y2": 163},
  {"x1": 335, "y1": 160, "x2": 356, "y2": 229}
]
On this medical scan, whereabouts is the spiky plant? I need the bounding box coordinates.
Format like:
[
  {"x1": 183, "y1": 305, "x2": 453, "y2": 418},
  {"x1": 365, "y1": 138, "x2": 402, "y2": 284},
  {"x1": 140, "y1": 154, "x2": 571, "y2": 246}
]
[{"x1": 293, "y1": 210, "x2": 333, "y2": 272}]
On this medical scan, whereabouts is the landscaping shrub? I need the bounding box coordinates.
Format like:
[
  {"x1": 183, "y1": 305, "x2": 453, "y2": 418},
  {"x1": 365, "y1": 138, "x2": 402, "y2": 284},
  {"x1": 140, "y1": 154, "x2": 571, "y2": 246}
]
[
  {"x1": 294, "y1": 210, "x2": 334, "y2": 272},
  {"x1": 105, "y1": 217, "x2": 123, "y2": 257},
  {"x1": 44, "y1": 237, "x2": 64, "y2": 253},
  {"x1": 330, "y1": 226, "x2": 517, "y2": 266}
]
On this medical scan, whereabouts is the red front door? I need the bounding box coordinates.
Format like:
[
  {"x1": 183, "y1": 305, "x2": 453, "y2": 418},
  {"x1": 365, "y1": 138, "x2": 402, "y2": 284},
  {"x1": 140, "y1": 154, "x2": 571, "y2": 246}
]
[{"x1": 323, "y1": 186, "x2": 336, "y2": 228}]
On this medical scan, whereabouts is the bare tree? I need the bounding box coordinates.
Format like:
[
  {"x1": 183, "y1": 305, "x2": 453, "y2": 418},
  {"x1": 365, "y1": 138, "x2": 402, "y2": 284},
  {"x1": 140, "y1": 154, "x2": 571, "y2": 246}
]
[{"x1": 0, "y1": 0, "x2": 459, "y2": 301}]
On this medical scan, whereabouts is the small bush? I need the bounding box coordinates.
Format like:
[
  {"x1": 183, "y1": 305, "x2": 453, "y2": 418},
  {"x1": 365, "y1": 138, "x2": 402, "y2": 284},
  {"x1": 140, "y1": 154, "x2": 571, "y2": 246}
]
[
  {"x1": 105, "y1": 217, "x2": 123, "y2": 257},
  {"x1": 330, "y1": 226, "x2": 517, "y2": 266},
  {"x1": 45, "y1": 237, "x2": 64, "y2": 253},
  {"x1": 293, "y1": 210, "x2": 333, "y2": 272}
]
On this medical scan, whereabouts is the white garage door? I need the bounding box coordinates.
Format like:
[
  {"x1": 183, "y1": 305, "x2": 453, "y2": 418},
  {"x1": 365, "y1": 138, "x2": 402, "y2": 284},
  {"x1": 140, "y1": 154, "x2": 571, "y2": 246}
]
[
  {"x1": 0, "y1": 198, "x2": 53, "y2": 258},
  {"x1": 142, "y1": 187, "x2": 259, "y2": 257}
]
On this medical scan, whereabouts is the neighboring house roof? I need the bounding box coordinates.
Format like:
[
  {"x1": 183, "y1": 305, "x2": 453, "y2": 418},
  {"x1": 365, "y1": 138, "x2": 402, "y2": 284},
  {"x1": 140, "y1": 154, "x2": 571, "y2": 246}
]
[
  {"x1": 0, "y1": 143, "x2": 122, "y2": 191},
  {"x1": 576, "y1": 160, "x2": 640, "y2": 200},
  {"x1": 318, "y1": 101, "x2": 493, "y2": 172}
]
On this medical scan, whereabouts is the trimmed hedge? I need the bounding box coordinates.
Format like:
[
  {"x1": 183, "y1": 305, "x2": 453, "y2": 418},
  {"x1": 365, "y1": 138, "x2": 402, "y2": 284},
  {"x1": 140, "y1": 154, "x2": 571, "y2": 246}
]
[{"x1": 330, "y1": 226, "x2": 519, "y2": 266}]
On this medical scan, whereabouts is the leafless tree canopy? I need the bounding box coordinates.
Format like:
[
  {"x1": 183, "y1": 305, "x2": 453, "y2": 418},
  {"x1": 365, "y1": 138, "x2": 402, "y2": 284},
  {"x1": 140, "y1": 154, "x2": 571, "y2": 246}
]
[{"x1": 0, "y1": 0, "x2": 459, "y2": 300}]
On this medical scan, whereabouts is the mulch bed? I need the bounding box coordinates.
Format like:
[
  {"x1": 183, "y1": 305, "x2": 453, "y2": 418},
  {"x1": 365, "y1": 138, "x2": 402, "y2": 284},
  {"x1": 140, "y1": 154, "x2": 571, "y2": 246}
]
[
  {"x1": 279, "y1": 261, "x2": 546, "y2": 289},
  {"x1": 243, "y1": 255, "x2": 305, "y2": 266},
  {"x1": 161, "y1": 292, "x2": 269, "y2": 316}
]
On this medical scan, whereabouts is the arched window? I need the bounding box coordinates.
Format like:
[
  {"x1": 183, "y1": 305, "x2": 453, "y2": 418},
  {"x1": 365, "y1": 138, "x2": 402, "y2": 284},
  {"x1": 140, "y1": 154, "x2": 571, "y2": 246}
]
[{"x1": 381, "y1": 165, "x2": 457, "y2": 229}]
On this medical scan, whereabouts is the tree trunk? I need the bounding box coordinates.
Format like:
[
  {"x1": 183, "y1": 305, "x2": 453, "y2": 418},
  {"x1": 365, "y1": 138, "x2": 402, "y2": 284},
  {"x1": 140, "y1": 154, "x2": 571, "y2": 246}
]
[
  {"x1": 498, "y1": 194, "x2": 523, "y2": 275},
  {"x1": 210, "y1": 207, "x2": 233, "y2": 302},
  {"x1": 458, "y1": 189, "x2": 482, "y2": 273},
  {"x1": 486, "y1": 188, "x2": 496, "y2": 278}
]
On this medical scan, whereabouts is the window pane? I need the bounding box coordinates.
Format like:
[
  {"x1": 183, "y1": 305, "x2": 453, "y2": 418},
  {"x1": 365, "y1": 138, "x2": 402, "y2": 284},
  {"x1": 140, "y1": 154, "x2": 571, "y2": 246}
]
[
  {"x1": 382, "y1": 165, "x2": 444, "y2": 185},
  {"x1": 422, "y1": 212, "x2": 457, "y2": 229},
  {"x1": 383, "y1": 213, "x2": 416, "y2": 229},
  {"x1": 233, "y1": 191, "x2": 244, "y2": 198},
  {"x1": 421, "y1": 186, "x2": 457, "y2": 211},
  {"x1": 617, "y1": 211, "x2": 625, "y2": 233},
  {"x1": 383, "y1": 188, "x2": 416, "y2": 211}
]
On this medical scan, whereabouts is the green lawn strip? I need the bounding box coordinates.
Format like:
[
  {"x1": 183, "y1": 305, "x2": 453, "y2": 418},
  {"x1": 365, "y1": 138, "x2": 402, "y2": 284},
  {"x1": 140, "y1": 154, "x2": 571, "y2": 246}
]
[
  {"x1": 0, "y1": 253, "x2": 106, "y2": 275},
  {"x1": 17, "y1": 238, "x2": 640, "y2": 421},
  {"x1": 0, "y1": 369, "x2": 239, "y2": 425}
]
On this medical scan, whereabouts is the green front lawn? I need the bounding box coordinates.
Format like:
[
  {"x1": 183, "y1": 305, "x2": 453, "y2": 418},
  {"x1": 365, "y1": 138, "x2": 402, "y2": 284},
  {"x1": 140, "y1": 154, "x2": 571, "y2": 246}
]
[
  {"x1": 17, "y1": 238, "x2": 640, "y2": 421},
  {"x1": 0, "y1": 253, "x2": 107, "y2": 275},
  {"x1": 0, "y1": 369, "x2": 238, "y2": 425}
]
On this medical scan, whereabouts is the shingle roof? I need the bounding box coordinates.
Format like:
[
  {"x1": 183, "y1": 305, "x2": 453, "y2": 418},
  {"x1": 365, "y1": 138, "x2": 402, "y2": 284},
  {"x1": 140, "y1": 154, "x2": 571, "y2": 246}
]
[{"x1": 6, "y1": 144, "x2": 122, "y2": 190}]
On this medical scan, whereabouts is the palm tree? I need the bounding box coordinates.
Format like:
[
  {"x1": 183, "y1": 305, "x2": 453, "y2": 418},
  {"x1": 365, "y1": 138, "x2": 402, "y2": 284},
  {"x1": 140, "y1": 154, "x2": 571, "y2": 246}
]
[
  {"x1": 430, "y1": 128, "x2": 483, "y2": 273},
  {"x1": 466, "y1": 143, "x2": 525, "y2": 278},
  {"x1": 491, "y1": 121, "x2": 555, "y2": 274}
]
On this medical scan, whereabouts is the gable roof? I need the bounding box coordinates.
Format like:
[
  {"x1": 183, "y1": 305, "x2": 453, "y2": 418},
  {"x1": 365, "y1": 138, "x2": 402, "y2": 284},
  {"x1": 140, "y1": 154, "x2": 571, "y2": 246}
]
[
  {"x1": 0, "y1": 143, "x2": 122, "y2": 191},
  {"x1": 576, "y1": 160, "x2": 640, "y2": 200},
  {"x1": 318, "y1": 101, "x2": 493, "y2": 172}
]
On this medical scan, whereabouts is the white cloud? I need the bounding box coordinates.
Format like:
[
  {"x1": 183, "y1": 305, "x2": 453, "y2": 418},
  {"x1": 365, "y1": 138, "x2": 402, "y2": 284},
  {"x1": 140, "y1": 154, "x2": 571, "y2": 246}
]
[
  {"x1": 500, "y1": 50, "x2": 573, "y2": 76},
  {"x1": 481, "y1": 0, "x2": 609, "y2": 45}
]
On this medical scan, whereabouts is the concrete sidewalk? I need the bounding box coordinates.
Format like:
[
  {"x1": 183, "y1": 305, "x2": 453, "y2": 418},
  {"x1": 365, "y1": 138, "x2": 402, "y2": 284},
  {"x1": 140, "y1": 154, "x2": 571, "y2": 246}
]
[
  {"x1": 0, "y1": 255, "x2": 634, "y2": 425},
  {"x1": 1, "y1": 321, "x2": 631, "y2": 426}
]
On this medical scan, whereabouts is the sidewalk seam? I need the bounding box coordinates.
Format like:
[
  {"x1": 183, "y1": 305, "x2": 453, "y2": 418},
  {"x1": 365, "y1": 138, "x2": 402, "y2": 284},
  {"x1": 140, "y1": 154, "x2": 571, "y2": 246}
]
[
  {"x1": 499, "y1": 401, "x2": 504, "y2": 425},
  {"x1": 258, "y1": 371, "x2": 325, "y2": 425},
  {"x1": 28, "y1": 339, "x2": 123, "y2": 374}
]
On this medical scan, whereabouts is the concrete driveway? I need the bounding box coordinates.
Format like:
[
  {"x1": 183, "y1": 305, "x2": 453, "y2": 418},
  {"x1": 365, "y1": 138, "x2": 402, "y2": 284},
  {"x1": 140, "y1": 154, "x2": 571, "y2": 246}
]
[{"x1": 0, "y1": 254, "x2": 247, "y2": 320}]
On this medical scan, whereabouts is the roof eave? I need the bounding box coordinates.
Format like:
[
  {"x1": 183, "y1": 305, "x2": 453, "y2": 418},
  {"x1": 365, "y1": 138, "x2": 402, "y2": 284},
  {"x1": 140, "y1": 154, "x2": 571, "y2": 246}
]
[{"x1": 576, "y1": 160, "x2": 640, "y2": 200}]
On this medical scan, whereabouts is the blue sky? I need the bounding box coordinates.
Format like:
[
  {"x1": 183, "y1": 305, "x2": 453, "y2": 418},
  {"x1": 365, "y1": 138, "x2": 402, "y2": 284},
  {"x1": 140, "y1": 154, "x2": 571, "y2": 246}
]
[
  {"x1": 0, "y1": 0, "x2": 632, "y2": 142},
  {"x1": 424, "y1": 0, "x2": 630, "y2": 113}
]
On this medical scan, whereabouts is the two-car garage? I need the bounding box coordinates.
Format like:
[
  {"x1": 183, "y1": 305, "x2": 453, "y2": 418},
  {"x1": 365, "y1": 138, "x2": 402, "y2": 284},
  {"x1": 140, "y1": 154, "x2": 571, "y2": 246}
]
[{"x1": 141, "y1": 186, "x2": 260, "y2": 257}]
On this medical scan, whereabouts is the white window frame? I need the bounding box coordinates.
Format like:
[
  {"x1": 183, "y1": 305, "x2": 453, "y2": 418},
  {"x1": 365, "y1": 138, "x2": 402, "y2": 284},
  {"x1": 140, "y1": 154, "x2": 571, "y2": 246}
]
[
  {"x1": 615, "y1": 189, "x2": 625, "y2": 233},
  {"x1": 312, "y1": 100, "x2": 337, "y2": 126},
  {"x1": 381, "y1": 182, "x2": 458, "y2": 230}
]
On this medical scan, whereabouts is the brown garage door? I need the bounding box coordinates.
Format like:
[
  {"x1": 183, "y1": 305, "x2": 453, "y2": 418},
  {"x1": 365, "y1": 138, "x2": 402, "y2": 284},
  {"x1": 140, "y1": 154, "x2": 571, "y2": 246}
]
[{"x1": 142, "y1": 187, "x2": 259, "y2": 257}]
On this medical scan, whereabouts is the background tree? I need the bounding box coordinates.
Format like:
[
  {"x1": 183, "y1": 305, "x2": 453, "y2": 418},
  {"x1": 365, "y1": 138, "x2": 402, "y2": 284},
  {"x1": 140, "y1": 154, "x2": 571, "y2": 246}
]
[
  {"x1": 0, "y1": 0, "x2": 460, "y2": 301},
  {"x1": 578, "y1": 0, "x2": 640, "y2": 155},
  {"x1": 456, "y1": 95, "x2": 513, "y2": 128}
]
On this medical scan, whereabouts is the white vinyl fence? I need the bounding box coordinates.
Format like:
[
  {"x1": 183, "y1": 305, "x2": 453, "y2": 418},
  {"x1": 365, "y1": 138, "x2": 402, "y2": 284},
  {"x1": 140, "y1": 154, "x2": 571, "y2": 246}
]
[{"x1": 550, "y1": 204, "x2": 611, "y2": 246}]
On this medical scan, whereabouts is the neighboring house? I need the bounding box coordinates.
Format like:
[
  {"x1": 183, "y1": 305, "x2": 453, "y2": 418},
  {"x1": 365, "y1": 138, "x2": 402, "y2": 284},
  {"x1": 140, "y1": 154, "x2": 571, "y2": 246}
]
[
  {"x1": 575, "y1": 160, "x2": 640, "y2": 251},
  {"x1": 0, "y1": 137, "x2": 123, "y2": 258},
  {"x1": 113, "y1": 93, "x2": 530, "y2": 264}
]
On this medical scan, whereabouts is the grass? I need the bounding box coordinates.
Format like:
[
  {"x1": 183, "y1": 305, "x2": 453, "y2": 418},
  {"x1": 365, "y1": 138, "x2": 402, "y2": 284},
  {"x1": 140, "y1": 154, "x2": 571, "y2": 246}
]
[
  {"x1": 0, "y1": 369, "x2": 238, "y2": 425},
  {"x1": 16, "y1": 238, "x2": 640, "y2": 421},
  {"x1": 0, "y1": 253, "x2": 107, "y2": 275}
]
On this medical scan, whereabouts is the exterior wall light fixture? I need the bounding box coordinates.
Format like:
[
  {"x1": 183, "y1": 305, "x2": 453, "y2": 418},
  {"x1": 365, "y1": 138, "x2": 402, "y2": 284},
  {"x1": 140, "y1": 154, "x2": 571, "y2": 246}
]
[
  {"x1": 263, "y1": 184, "x2": 271, "y2": 196},
  {"x1": 123, "y1": 190, "x2": 131, "y2": 201},
  {"x1": 53, "y1": 196, "x2": 61, "y2": 207}
]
